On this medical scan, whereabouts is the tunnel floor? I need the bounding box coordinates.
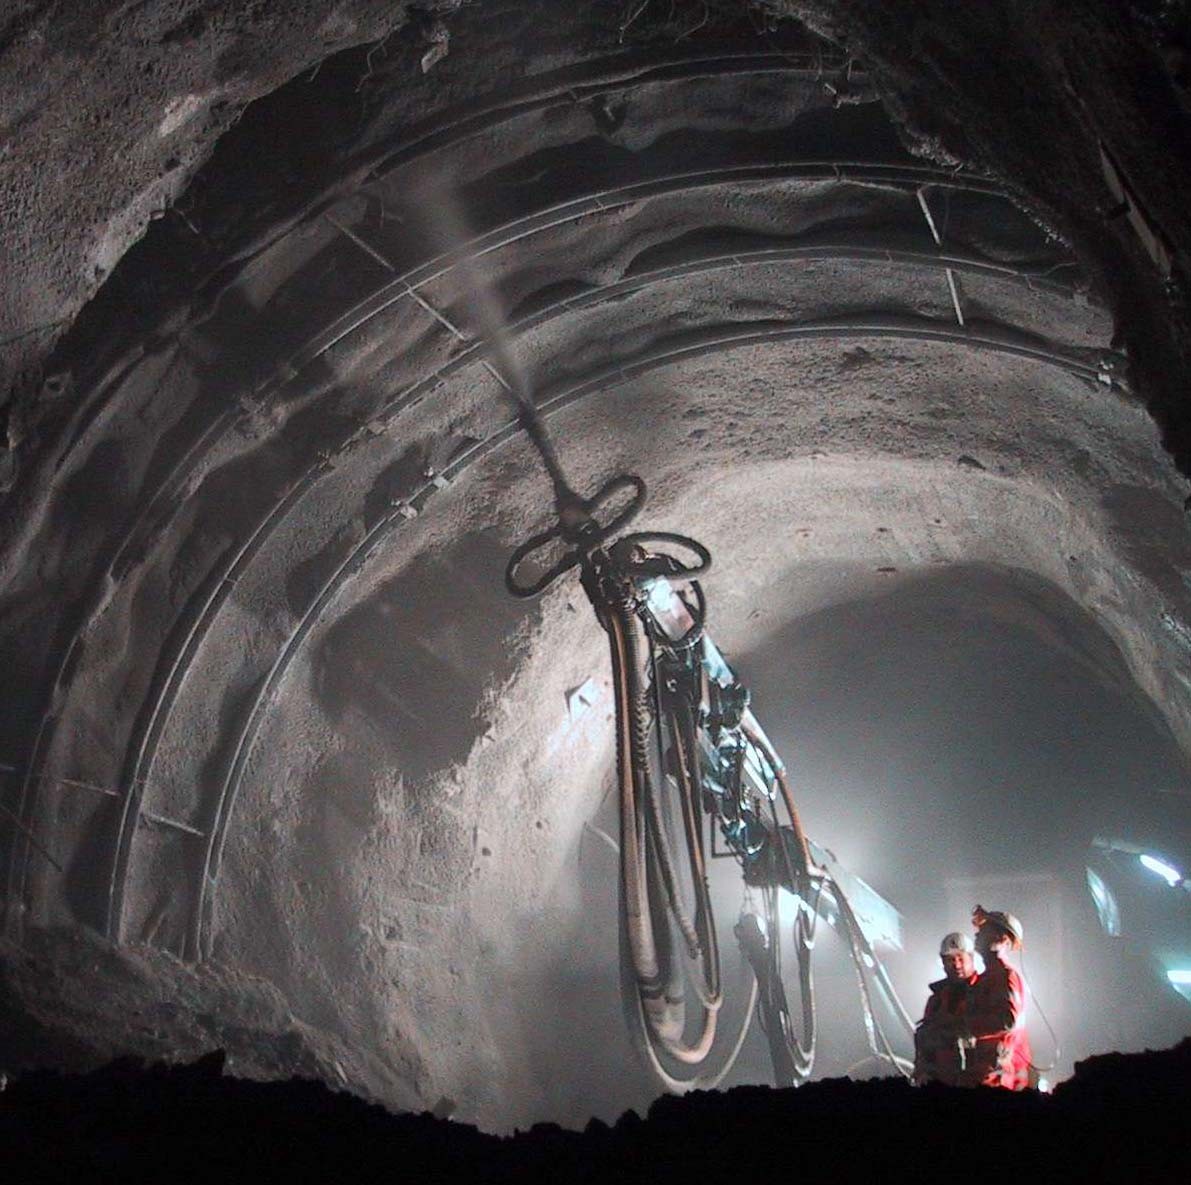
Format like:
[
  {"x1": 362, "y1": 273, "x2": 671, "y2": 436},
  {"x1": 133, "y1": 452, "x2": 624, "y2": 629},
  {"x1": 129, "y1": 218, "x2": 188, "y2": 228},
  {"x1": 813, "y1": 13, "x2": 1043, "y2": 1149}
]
[{"x1": 4, "y1": 1041, "x2": 1191, "y2": 1182}]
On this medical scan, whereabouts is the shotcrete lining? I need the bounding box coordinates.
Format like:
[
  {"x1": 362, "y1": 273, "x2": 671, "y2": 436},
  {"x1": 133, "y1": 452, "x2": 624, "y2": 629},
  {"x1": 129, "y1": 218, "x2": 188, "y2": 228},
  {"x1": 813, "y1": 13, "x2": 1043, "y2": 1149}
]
[
  {"x1": 102, "y1": 342, "x2": 1171, "y2": 962},
  {"x1": 16, "y1": 149, "x2": 1109, "y2": 934},
  {"x1": 20, "y1": 321, "x2": 1171, "y2": 1028},
  {"x1": 208, "y1": 452, "x2": 1179, "y2": 1124},
  {"x1": 111, "y1": 332, "x2": 1116, "y2": 939},
  {"x1": 0, "y1": 67, "x2": 1074, "y2": 615}
]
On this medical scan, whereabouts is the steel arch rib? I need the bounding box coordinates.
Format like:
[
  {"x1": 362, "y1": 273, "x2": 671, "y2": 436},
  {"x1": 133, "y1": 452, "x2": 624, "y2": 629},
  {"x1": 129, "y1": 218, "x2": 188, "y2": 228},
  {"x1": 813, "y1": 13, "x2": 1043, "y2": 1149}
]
[
  {"x1": 290, "y1": 162, "x2": 1009, "y2": 373},
  {"x1": 11, "y1": 158, "x2": 988, "y2": 914},
  {"x1": 104, "y1": 239, "x2": 1097, "y2": 942},
  {"x1": 3, "y1": 399, "x2": 237, "y2": 927},
  {"x1": 104, "y1": 466, "x2": 328, "y2": 939},
  {"x1": 361, "y1": 49, "x2": 861, "y2": 180},
  {"x1": 0, "y1": 43, "x2": 1023, "y2": 920},
  {"x1": 9, "y1": 46, "x2": 836, "y2": 902},
  {"x1": 189, "y1": 313, "x2": 1110, "y2": 958}
]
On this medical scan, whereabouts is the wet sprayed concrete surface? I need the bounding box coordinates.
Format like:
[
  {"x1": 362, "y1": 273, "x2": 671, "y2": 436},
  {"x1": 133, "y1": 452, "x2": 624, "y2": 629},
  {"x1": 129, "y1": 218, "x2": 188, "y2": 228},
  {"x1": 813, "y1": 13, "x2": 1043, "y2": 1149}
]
[{"x1": 1, "y1": 0, "x2": 1190, "y2": 1132}]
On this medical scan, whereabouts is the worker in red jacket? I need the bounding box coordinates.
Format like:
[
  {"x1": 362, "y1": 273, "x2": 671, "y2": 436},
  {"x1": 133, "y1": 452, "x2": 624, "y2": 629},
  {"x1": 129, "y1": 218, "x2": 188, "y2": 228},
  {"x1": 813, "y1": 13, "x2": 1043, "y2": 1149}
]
[
  {"x1": 913, "y1": 930, "x2": 979, "y2": 1085},
  {"x1": 956, "y1": 905, "x2": 1034, "y2": 1089}
]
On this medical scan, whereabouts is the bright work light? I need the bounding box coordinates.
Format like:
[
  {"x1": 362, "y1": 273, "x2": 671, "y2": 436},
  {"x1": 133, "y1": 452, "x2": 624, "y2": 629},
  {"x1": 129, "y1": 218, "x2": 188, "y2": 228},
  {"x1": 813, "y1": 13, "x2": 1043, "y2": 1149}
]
[{"x1": 1139, "y1": 853, "x2": 1183, "y2": 887}]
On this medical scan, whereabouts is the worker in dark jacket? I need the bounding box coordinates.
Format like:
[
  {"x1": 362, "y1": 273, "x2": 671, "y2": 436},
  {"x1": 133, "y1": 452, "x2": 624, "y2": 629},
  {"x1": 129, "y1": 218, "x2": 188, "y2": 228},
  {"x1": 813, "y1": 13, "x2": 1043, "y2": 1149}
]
[
  {"x1": 913, "y1": 930, "x2": 978, "y2": 1085},
  {"x1": 956, "y1": 905, "x2": 1034, "y2": 1090}
]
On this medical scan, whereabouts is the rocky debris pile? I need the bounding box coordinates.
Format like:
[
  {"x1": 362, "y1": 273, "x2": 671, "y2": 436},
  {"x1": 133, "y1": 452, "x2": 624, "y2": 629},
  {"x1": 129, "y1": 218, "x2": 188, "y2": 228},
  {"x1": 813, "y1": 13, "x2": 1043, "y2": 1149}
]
[
  {"x1": 0, "y1": 927, "x2": 421, "y2": 1111},
  {"x1": 2, "y1": 1040, "x2": 1189, "y2": 1182}
]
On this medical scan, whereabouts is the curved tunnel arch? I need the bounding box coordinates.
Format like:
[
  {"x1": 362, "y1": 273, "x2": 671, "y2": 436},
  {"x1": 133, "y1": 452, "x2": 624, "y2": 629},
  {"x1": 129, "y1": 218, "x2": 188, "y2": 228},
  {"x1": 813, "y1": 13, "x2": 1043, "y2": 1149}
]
[
  {"x1": 2, "y1": 0, "x2": 1190, "y2": 1131},
  {"x1": 12, "y1": 104, "x2": 1115, "y2": 931}
]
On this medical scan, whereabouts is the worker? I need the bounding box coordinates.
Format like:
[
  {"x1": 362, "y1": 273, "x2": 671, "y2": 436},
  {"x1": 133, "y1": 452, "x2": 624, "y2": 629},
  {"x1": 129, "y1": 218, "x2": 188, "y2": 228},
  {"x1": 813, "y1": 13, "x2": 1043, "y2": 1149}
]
[
  {"x1": 913, "y1": 930, "x2": 978, "y2": 1085},
  {"x1": 955, "y1": 905, "x2": 1034, "y2": 1090}
]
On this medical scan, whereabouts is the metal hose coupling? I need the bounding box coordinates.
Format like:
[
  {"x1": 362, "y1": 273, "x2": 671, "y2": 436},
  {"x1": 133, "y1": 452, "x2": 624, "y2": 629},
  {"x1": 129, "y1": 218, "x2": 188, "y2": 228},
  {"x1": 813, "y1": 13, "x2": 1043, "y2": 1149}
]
[{"x1": 504, "y1": 473, "x2": 647, "y2": 598}]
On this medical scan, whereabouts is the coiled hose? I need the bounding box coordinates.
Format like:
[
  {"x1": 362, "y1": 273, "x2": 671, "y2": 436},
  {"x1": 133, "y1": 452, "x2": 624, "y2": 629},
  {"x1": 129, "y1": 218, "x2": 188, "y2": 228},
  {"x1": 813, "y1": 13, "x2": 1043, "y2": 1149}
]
[
  {"x1": 611, "y1": 604, "x2": 754, "y2": 1082},
  {"x1": 612, "y1": 605, "x2": 715, "y2": 1057}
]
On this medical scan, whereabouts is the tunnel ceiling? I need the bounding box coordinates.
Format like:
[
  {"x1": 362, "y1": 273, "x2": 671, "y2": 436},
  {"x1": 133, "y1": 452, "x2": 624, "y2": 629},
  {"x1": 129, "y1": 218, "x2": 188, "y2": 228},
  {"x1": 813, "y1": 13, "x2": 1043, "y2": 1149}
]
[{"x1": 2, "y1": 0, "x2": 1191, "y2": 1129}]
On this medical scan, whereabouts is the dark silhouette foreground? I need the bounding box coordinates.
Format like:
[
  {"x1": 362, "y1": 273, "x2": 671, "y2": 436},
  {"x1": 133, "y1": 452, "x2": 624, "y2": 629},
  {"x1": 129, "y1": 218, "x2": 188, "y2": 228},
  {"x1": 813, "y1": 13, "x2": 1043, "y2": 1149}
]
[{"x1": 3, "y1": 1040, "x2": 1190, "y2": 1183}]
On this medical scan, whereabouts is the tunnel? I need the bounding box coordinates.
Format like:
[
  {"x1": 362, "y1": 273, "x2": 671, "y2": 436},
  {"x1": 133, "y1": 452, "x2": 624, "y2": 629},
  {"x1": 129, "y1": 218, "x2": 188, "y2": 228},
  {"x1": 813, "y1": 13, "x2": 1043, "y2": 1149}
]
[{"x1": 1, "y1": 0, "x2": 1190, "y2": 1133}]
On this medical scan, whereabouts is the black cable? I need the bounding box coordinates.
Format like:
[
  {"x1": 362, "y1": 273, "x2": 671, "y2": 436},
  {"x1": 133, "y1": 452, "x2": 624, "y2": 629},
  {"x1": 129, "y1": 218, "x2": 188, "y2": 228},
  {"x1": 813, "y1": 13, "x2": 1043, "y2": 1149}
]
[
  {"x1": 640, "y1": 635, "x2": 702, "y2": 960},
  {"x1": 1018, "y1": 945, "x2": 1062, "y2": 1076},
  {"x1": 749, "y1": 750, "x2": 816, "y2": 1082},
  {"x1": 827, "y1": 874, "x2": 914, "y2": 1078}
]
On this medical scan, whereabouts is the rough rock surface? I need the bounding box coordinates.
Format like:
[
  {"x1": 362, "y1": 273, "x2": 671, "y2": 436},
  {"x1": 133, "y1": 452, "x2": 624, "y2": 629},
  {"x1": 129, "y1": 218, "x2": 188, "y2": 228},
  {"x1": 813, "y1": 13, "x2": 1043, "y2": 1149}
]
[
  {"x1": 0, "y1": 925, "x2": 420, "y2": 1106},
  {"x1": 0, "y1": 0, "x2": 461, "y2": 404},
  {"x1": 787, "y1": 0, "x2": 1191, "y2": 466},
  {"x1": 3, "y1": 4, "x2": 1189, "y2": 452}
]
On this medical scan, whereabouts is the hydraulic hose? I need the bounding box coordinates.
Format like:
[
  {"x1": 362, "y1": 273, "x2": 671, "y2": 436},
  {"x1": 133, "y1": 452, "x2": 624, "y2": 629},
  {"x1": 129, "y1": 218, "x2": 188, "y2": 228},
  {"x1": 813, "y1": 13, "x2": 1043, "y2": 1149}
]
[
  {"x1": 829, "y1": 876, "x2": 915, "y2": 1077},
  {"x1": 639, "y1": 697, "x2": 703, "y2": 962},
  {"x1": 766, "y1": 836, "x2": 816, "y2": 1083},
  {"x1": 610, "y1": 605, "x2": 718, "y2": 1065},
  {"x1": 671, "y1": 701, "x2": 722, "y2": 1011},
  {"x1": 609, "y1": 607, "x2": 664, "y2": 1010},
  {"x1": 767, "y1": 716, "x2": 912, "y2": 1070},
  {"x1": 740, "y1": 724, "x2": 817, "y2": 1083}
]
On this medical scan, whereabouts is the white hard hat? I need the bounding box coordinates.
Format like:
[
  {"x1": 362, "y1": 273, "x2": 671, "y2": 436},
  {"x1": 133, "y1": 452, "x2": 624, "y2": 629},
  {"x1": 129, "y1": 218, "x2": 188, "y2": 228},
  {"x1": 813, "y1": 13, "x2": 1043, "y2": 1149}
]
[{"x1": 939, "y1": 931, "x2": 975, "y2": 957}]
